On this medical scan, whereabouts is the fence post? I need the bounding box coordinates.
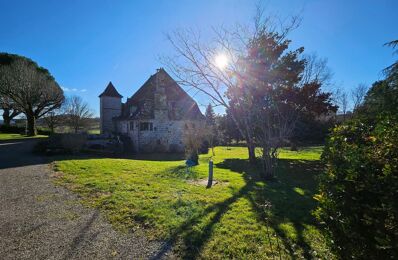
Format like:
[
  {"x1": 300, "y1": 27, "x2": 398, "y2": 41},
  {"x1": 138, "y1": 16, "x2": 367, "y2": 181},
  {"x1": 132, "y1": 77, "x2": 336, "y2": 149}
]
[{"x1": 207, "y1": 159, "x2": 213, "y2": 188}]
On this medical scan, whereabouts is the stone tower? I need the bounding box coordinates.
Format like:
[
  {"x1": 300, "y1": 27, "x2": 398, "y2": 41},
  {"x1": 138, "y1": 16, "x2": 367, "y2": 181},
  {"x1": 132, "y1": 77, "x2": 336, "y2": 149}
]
[{"x1": 99, "y1": 82, "x2": 122, "y2": 134}]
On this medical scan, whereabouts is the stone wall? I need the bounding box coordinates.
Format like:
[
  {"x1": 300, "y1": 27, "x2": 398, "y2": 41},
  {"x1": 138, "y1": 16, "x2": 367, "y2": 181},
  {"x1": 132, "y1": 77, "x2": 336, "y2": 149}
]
[
  {"x1": 100, "y1": 96, "x2": 121, "y2": 134},
  {"x1": 118, "y1": 119, "x2": 203, "y2": 153}
]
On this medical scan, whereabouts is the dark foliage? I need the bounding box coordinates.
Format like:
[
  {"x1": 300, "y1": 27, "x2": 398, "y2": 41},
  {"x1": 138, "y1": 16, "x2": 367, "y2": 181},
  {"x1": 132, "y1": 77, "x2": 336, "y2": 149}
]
[
  {"x1": 204, "y1": 103, "x2": 218, "y2": 152},
  {"x1": 37, "y1": 128, "x2": 52, "y2": 136},
  {"x1": 0, "y1": 124, "x2": 25, "y2": 134},
  {"x1": 316, "y1": 117, "x2": 398, "y2": 259},
  {"x1": 217, "y1": 113, "x2": 242, "y2": 145},
  {"x1": 291, "y1": 116, "x2": 335, "y2": 146},
  {"x1": 356, "y1": 79, "x2": 398, "y2": 121},
  {"x1": 0, "y1": 124, "x2": 51, "y2": 136},
  {"x1": 204, "y1": 103, "x2": 216, "y2": 126},
  {"x1": 356, "y1": 39, "x2": 398, "y2": 121},
  {"x1": 316, "y1": 40, "x2": 398, "y2": 259}
]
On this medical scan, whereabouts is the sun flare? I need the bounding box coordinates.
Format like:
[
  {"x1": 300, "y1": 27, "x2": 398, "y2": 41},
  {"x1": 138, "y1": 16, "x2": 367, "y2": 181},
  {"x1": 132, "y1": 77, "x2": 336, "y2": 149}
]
[{"x1": 214, "y1": 53, "x2": 229, "y2": 69}]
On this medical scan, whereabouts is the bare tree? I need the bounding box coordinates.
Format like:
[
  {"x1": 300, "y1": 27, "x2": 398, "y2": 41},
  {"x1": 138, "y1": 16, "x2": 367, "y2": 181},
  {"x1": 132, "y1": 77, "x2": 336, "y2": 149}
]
[
  {"x1": 0, "y1": 53, "x2": 64, "y2": 135},
  {"x1": 183, "y1": 122, "x2": 206, "y2": 165},
  {"x1": 43, "y1": 109, "x2": 65, "y2": 133},
  {"x1": 64, "y1": 96, "x2": 93, "y2": 133},
  {"x1": 163, "y1": 9, "x2": 301, "y2": 164},
  {"x1": 351, "y1": 83, "x2": 368, "y2": 111},
  {"x1": 300, "y1": 53, "x2": 335, "y2": 92},
  {"x1": 336, "y1": 88, "x2": 349, "y2": 120}
]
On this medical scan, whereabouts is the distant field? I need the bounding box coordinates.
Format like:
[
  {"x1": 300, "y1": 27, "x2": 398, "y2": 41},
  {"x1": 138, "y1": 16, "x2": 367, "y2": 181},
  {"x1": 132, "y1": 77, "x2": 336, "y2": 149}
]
[
  {"x1": 87, "y1": 129, "x2": 100, "y2": 134},
  {"x1": 0, "y1": 132, "x2": 48, "y2": 141},
  {"x1": 54, "y1": 146, "x2": 334, "y2": 259}
]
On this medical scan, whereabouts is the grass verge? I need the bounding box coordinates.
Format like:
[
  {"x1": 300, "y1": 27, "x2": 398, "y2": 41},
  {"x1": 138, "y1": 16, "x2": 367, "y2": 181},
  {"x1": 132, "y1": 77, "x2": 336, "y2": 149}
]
[{"x1": 0, "y1": 132, "x2": 47, "y2": 140}]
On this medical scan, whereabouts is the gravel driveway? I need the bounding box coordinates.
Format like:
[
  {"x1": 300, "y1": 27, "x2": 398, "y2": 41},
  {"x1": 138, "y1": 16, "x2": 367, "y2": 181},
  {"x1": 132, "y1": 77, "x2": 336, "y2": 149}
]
[{"x1": 0, "y1": 139, "x2": 173, "y2": 259}]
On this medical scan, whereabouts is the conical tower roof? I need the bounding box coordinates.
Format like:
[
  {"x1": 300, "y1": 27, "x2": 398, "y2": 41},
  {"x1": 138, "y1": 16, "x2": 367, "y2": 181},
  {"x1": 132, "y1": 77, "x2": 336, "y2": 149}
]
[{"x1": 99, "y1": 82, "x2": 123, "y2": 98}]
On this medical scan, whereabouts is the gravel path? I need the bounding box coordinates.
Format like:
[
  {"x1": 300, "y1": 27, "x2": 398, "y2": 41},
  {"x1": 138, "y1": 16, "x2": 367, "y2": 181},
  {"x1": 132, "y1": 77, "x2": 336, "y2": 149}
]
[{"x1": 0, "y1": 139, "x2": 173, "y2": 259}]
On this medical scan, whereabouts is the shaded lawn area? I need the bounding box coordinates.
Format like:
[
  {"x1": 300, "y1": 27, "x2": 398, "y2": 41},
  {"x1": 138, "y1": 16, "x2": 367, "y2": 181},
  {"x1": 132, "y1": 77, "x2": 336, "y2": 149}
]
[
  {"x1": 54, "y1": 146, "x2": 334, "y2": 259},
  {"x1": 0, "y1": 132, "x2": 47, "y2": 140}
]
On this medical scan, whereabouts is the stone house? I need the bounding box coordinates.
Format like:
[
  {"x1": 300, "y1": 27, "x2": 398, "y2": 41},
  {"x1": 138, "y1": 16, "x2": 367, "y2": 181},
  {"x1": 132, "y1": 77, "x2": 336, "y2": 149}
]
[{"x1": 99, "y1": 68, "x2": 204, "y2": 153}]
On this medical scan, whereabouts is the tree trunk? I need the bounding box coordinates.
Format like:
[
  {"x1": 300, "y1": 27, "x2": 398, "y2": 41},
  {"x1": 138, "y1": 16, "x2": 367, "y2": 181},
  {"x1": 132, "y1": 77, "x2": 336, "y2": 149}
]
[
  {"x1": 26, "y1": 113, "x2": 37, "y2": 136},
  {"x1": 74, "y1": 119, "x2": 79, "y2": 133},
  {"x1": 261, "y1": 149, "x2": 274, "y2": 180},
  {"x1": 228, "y1": 111, "x2": 257, "y2": 164},
  {"x1": 247, "y1": 142, "x2": 256, "y2": 164},
  {"x1": 2, "y1": 108, "x2": 11, "y2": 126}
]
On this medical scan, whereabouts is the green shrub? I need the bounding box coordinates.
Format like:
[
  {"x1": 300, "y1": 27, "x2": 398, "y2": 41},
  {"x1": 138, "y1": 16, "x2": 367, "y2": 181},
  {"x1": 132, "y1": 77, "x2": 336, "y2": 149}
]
[
  {"x1": 0, "y1": 125, "x2": 51, "y2": 135},
  {"x1": 315, "y1": 116, "x2": 398, "y2": 259},
  {"x1": 37, "y1": 128, "x2": 52, "y2": 136}
]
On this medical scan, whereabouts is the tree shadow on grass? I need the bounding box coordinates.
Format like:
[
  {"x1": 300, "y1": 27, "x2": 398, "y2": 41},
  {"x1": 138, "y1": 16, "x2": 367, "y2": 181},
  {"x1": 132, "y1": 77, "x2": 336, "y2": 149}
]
[
  {"x1": 150, "y1": 179, "x2": 255, "y2": 260},
  {"x1": 150, "y1": 157, "x2": 324, "y2": 259},
  {"x1": 217, "y1": 158, "x2": 324, "y2": 259}
]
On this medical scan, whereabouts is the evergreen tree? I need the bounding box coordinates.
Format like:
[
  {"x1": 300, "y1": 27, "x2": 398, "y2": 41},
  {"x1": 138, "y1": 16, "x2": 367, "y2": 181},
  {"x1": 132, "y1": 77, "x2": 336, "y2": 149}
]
[
  {"x1": 205, "y1": 104, "x2": 216, "y2": 126},
  {"x1": 204, "y1": 103, "x2": 217, "y2": 155}
]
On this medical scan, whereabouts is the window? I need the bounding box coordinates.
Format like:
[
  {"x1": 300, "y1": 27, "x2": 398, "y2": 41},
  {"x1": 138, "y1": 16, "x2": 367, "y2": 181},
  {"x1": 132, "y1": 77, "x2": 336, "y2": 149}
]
[
  {"x1": 129, "y1": 106, "x2": 137, "y2": 116},
  {"x1": 140, "y1": 122, "x2": 153, "y2": 131}
]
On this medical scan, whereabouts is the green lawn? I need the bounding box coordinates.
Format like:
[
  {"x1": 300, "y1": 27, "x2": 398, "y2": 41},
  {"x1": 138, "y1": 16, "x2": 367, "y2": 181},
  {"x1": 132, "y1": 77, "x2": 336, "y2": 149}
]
[
  {"x1": 54, "y1": 146, "x2": 334, "y2": 259},
  {"x1": 0, "y1": 132, "x2": 48, "y2": 140},
  {"x1": 87, "y1": 129, "x2": 100, "y2": 134}
]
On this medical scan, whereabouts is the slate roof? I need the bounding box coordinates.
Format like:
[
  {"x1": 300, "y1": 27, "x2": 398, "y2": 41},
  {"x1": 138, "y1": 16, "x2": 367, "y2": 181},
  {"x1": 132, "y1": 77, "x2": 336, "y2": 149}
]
[
  {"x1": 118, "y1": 68, "x2": 204, "y2": 121},
  {"x1": 99, "y1": 82, "x2": 123, "y2": 98}
]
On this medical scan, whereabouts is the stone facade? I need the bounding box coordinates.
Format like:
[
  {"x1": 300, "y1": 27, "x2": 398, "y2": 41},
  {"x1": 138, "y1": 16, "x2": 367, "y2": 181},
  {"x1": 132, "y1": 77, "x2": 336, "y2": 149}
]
[
  {"x1": 100, "y1": 95, "x2": 122, "y2": 134},
  {"x1": 99, "y1": 68, "x2": 204, "y2": 153}
]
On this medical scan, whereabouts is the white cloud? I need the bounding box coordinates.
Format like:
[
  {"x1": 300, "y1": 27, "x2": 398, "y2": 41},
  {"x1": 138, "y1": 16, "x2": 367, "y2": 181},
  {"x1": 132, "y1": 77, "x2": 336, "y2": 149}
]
[{"x1": 61, "y1": 86, "x2": 87, "y2": 93}]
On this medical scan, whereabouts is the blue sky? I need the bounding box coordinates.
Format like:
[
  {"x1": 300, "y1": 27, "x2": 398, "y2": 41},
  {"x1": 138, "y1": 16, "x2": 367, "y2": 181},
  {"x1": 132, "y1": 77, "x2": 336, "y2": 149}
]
[{"x1": 0, "y1": 0, "x2": 397, "y2": 116}]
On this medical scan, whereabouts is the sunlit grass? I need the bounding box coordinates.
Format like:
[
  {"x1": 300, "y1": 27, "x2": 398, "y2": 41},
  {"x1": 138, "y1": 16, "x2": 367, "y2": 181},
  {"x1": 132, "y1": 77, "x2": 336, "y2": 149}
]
[
  {"x1": 0, "y1": 132, "x2": 48, "y2": 140},
  {"x1": 87, "y1": 129, "x2": 100, "y2": 134},
  {"x1": 54, "y1": 146, "x2": 334, "y2": 259}
]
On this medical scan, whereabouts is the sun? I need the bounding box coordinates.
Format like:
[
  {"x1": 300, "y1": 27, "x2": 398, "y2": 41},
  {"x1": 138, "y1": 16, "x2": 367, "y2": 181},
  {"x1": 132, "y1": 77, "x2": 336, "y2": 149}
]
[{"x1": 214, "y1": 53, "x2": 229, "y2": 70}]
